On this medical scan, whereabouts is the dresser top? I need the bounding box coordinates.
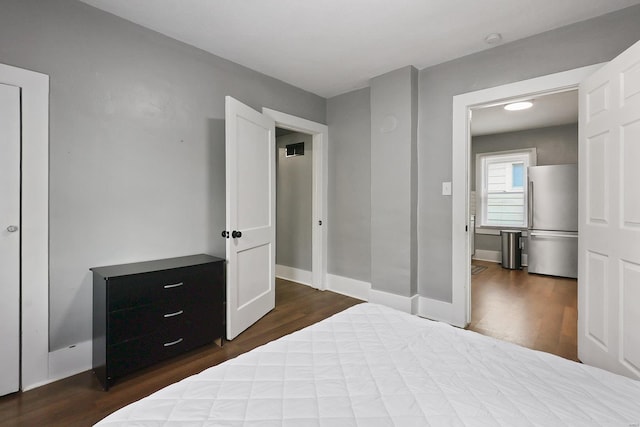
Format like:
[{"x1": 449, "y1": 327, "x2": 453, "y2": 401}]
[{"x1": 90, "y1": 254, "x2": 223, "y2": 278}]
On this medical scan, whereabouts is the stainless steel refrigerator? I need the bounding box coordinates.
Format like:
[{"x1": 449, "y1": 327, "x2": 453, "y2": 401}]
[{"x1": 527, "y1": 164, "x2": 578, "y2": 278}]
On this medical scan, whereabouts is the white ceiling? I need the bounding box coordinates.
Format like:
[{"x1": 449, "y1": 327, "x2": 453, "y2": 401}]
[
  {"x1": 79, "y1": 0, "x2": 640, "y2": 98},
  {"x1": 471, "y1": 90, "x2": 578, "y2": 136}
]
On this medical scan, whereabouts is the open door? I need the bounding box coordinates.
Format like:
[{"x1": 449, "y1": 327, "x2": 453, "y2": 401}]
[
  {"x1": 578, "y1": 39, "x2": 640, "y2": 379},
  {"x1": 225, "y1": 96, "x2": 276, "y2": 340}
]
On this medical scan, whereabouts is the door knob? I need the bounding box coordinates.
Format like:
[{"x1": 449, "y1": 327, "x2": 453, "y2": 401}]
[
  {"x1": 221, "y1": 230, "x2": 229, "y2": 238},
  {"x1": 231, "y1": 230, "x2": 242, "y2": 238},
  {"x1": 6, "y1": 225, "x2": 18, "y2": 233}
]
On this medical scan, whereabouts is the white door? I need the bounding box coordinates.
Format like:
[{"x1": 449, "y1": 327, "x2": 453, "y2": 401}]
[
  {"x1": 578, "y1": 39, "x2": 640, "y2": 379},
  {"x1": 225, "y1": 96, "x2": 276, "y2": 340},
  {"x1": 0, "y1": 83, "x2": 20, "y2": 395}
]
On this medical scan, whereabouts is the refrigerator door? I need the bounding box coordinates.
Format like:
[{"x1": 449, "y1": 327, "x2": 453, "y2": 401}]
[
  {"x1": 527, "y1": 230, "x2": 578, "y2": 278},
  {"x1": 528, "y1": 164, "x2": 578, "y2": 232}
]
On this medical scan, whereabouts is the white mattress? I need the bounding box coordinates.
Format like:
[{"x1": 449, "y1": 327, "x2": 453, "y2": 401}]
[{"x1": 96, "y1": 303, "x2": 640, "y2": 426}]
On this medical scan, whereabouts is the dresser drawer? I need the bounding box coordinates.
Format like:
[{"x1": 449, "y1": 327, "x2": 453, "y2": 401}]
[
  {"x1": 107, "y1": 313, "x2": 217, "y2": 378},
  {"x1": 108, "y1": 303, "x2": 165, "y2": 344},
  {"x1": 108, "y1": 303, "x2": 185, "y2": 345},
  {"x1": 107, "y1": 264, "x2": 218, "y2": 311},
  {"x1": 108, "y1": 299, "x2": 221, "y2": 345},
  {"x1": 108, "y1": 328, "x2": 178, "y2": 378}
]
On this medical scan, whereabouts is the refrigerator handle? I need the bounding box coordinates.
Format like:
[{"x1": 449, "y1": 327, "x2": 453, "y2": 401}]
[
  {"x1": 529, "y1": 231, "x2": 578, "y2": 238},
  {"x1": 528, "y1": 181, "x2": 533, "y2": 229}
]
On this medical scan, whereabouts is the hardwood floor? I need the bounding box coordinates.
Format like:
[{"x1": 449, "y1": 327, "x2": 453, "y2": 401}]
[
  {"x1": 467, "y1": 260, "x2": 578, "y2": 362},
  {"x1": 0, "y1": 279, "x2": 362, "y2": 426}
]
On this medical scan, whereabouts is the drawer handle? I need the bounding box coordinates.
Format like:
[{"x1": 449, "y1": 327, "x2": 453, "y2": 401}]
[
  {"x1": 163, "y1": 338, "x2": 183, "y2": 347},
  {"x1": 163, "y1": 310, "x2": 184, "y2": 318},
  {"x1": 163, "y1": 282, "x2": 184, "y2": 289}
]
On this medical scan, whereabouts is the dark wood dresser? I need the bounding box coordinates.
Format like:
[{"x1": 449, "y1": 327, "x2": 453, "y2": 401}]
[{"x1": 91, "y1": 254, "x2": 224, "y2": 390}]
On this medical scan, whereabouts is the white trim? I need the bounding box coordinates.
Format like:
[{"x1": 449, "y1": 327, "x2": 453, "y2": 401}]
[
  {"x1": 275, "y1": 265, "x2": 313, "y2": 287},
  {"x1": 473, "y1": 249, "x2": 529, "y2": 267},
  {"x1": 417, "y1": 297, "x2": 462, "y2": 326},
  {"x1": 472, "y1": 250, "x2": 528, "y2": 266},
  {"x1": 263, "y1": 108, "x2": 328, "y2": 291},
  {"x1": 473, "y1": 249, "x2": 501, "y2": 263},
  {"x1": 452, "y1": 63, "x2": 603, "y2": 327},
  {"x1": 411, "y1": 294, "x2": 420, "y2": 314},
  {"x1": 0, "y1": 63, "x2": 49, "y2": 391},
  {"x1": 326, "y1": 274, "x2": 370, "y2": 301},
  {"x1": 368, "y1": 289, "x2": 419, "y2": 314},
  {"x1": 41, "y1": 341, "x2": 92, "y2": 390}
]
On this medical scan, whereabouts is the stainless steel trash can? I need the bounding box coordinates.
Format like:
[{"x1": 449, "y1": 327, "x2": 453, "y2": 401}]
[{"x1": 501, "y1": 230, "x2": 522, "y2": 270}]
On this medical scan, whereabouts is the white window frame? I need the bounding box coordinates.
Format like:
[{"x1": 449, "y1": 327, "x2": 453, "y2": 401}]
[{"x1": 476, "y1": 148, "x2": 536, "y2": 229}]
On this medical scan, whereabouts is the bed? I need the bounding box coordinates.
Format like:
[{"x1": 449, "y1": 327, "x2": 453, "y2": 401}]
[{"x1": 96, "y1": 303, "x2": 640, "y2": 426}]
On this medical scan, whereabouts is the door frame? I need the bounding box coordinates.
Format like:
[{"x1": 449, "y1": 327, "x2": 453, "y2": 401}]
[
  {"x1": 0, "y1": 63, "x2": 49, "y2": 391},
  {"x1": 450, "y1": 63, "x2": 603, "y2": 327},
  {"x1": 262, "y1": 108, "x2": 328, "y2": 291}
]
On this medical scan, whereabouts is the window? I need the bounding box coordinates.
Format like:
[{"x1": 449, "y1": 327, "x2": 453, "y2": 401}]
[{"x1": 476, "y1": 149, "x2": 536, "y2": 228}]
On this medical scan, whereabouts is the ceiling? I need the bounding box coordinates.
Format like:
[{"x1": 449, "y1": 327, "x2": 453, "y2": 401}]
[
  {"x1": 471, "y1": 90, "x2": 578, "y2": 136},
  {"x1": 78, "y1": 0, "x2": 640, "y2": 98}
]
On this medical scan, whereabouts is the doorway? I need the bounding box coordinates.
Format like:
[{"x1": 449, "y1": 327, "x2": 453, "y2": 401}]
[
  {"x1": 224, "y1": 102, "x2": 328, "y2": 340},
  {"x1": 275, "y1": 128, "x2": 315, "y2": 286},
  {"x1": 263, "y1": 108, "x2": 329, "y2": 291},
  {"x1": 450, "y1": 64, "x2": 602, "y2": 328},
  {"x1": 464, "y1": 89, "x2": 580, "y2": 359}
]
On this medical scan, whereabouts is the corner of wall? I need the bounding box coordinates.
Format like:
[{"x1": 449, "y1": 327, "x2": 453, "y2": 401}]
[
  {"x1": 326, "y1": 273, "x2": 371, "y2": 301},
  {"x1": 368, "y1": 289, "x2": 419, "y2": 314}
]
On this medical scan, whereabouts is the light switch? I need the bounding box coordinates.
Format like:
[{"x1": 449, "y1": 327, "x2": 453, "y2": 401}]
[{"x1": 442, "y1": 181, "x2": 452, "y2": 196}]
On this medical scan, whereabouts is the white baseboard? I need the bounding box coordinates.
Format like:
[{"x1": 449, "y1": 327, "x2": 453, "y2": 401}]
[
  {"x1": 473, "y1": 249, "x2": 501, "y2": 263},
  {"x1": 417, "y1": 297, "x2": 465, "y2": 328},
  {"x1": 29, "y1": 340, "x2": 93, "y2": 391},
  {"x1": 473, "y1": 250, "x2": 528, "y2": 266},
  {"x1": 276, "y1": 265, "x2": 313, "y2": 287},
  {"x1": 326, "y1": 275, "x2": 422, "y2": 315},
  {"x1": 326, "y1": 274, "x2": 370, "y2": 301},
  {"x1": 368, "y1": 289, "x2": 419, "y2": 314}
]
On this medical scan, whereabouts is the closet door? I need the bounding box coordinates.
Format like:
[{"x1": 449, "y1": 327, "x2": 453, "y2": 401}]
[{"x1": 0, "y1": 83, "x2": 21, "y2": 395}]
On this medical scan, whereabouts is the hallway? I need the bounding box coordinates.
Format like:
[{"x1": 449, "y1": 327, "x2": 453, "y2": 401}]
[{"x1": 467, "y1": 260, "x2": 578, "y2": 362}]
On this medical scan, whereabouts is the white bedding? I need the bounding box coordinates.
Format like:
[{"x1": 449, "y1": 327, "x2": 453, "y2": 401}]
[{"x1": 96, "y1": 303, "x2": 640, "y2": 426}]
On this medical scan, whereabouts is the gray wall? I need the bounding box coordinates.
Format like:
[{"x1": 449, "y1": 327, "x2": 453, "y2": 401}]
[
  {"x1": 323, "y1": 6, "x2": 640, "y2": 302},
  {"x1": 0, "y1": 0, "x2": 325, "y2": 351},
  {"x1": 276, "y1": 132, "x2": 313, "y2": 271},
  {"x1": 471, "y1": 124, "x2": 578, "y2": 254},
  {"x1": 370, "y1": 66, "x2": 418, "y2": 297},
  {"x1": 326, "y1": 88, "x2": 371, "y2": 282},
  {"x1": 418, "y1": 6, "x2": 640, "y2": 302}
]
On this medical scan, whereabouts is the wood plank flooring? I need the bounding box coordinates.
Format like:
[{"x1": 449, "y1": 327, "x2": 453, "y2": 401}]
[
  {"x1": 0, "y1": 279, "x2": 362, "y2": 426},
  {"x1": 467, "y1": 260, "x2": 578, "y2": 362}
]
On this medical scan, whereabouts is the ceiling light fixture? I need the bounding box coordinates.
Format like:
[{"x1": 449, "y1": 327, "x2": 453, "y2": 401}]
[{"x1": 504, "y1": 101, "x2": 533, "y2": 111}]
